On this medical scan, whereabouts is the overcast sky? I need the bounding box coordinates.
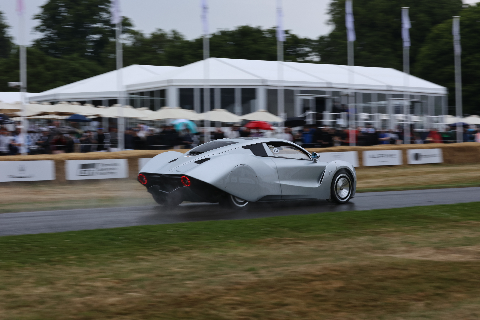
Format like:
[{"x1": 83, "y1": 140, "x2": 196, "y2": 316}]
[{"x1": 0, "y1": 0, "x2": 478, "y2": 45}]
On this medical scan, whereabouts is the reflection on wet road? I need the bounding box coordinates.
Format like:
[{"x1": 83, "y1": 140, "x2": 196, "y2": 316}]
[{"x1": 1, "y1": 187, "x2": 479, "y2": 236}]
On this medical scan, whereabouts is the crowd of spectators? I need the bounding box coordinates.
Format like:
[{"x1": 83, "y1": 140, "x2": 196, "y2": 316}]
[
  {"x1": 291, "y1": 124, "x2": 480, "y2": 148},
  {"x1": 1, "y1": 120, "x2": 479, "y2": 155}
]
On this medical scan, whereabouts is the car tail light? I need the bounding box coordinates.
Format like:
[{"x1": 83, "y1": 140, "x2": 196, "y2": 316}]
[
  {"x1": 180, "y1": 176, "x2": 191, "y2": 187},
  {"x1": 138, "y1": 174, "x2": 147, "y2": 185}
]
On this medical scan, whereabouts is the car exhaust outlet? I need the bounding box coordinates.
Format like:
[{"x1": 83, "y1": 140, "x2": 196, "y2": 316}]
[
  {"x1": 138, "y1": 174, "x2": 147, "y2": 185},
  {"x1": 181, "y1": 176, "x2": 191, "y2": 187}
]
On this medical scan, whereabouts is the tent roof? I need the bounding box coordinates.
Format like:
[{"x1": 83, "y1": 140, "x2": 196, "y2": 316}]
[
  {"x1": 30, "y1": 65, "x2": 178, "y2": 102},
  {"x1": 127, "y1": 58, "x2": 446, "y2": 95},
  {"x1": 0, "y1": 92, "x2": 35, "y2": 103}
]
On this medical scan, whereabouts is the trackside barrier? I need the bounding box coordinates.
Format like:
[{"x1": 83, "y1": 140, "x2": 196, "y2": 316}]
[{"x1": 0, "y1": 143, "x2": 479, "y2": 183}]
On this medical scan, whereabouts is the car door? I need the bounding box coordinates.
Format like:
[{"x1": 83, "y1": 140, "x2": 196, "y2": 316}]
[{"x1": 264, "y1": 141, "x2": 326, "y2": 199}]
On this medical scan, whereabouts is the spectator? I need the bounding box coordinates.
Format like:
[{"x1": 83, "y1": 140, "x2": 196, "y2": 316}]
[
  {"x1": 427, "y1": 128, "x2": 443, "y2": 144},
  {"x1": 51, "y1": 132, "x2": 67, "y2": 154},
  {"x1": 227, "y1": 125, "x2": 241, "y2": 139},
  {"x1": 146, "y1": 129, "x2": 158, "y2": 149},
  {"x1": 301, "y1": 126, "x2": 315, "y2": 148},
  {"x1": 108, "y1": 127, "x2": 118, "y2": 151},
  {"x1": 64, "y1": 132, "x2": 75, "y2": 153},
  {"x1": 212, "y1": 127, "x2": 225, "y2": 140},
  {"x1": 96, "y1": 128, "x2": 106, "y2": 151},
  {"x1": 132, "y1": 129, "x2": 144, "y2": 150},
  {"x1": 0, "y1": 127, "x2": 11, "y2": 155},
  {"x1": 378, "y1": 130, "x2": 389, "y2": 144},
  {"x1": 321, "y1": 126, "x2": 334, "y2": 148},
  {"x1": 80, "y1": 130, "x2": 96, "y2": 153},
  {"x1": 239, "y1": 127, "x2": 251, "y2": 137},
  {"x1": 180, "y1": 129, "x2": 194, "y2": 148},
  {"x1": 10, "y1": 127, "x2": 28, "y2": 155},
  {"x1": 36, "y1": 128, "x2": 52, "y2": 154},
  {"x1": 276, "y1": 127, "x2": 294, "y2": 141},
  {"x1": 162, "y1": 125, "x2": 180, "y2": 149},
  {"x1": 124, "y1": 128, "x2": 135, "y2": 150}
]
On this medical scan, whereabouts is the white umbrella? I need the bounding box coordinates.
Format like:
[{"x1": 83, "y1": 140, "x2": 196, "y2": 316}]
[
  {"x1": 0, "y1": 101, "x2": 22, "y2": 115},
  {"x1": 101, "y1": 105, "x2": 144, "y2": 119},
  {"x1": 149, "y1": 107, "x2": 200, "y2": 121},
  {"x1": 199, "y1": 108, "x2": 241, "y2": 123},
  {"x1": 444, "y1": 115, "x2": 460, "y2": 124},
  {"x1": 464, "y1": 115, "x2": 480, "y2": 125},
  {"x1": 240, "y1": 109, "x2": 283, "y2": 122}
]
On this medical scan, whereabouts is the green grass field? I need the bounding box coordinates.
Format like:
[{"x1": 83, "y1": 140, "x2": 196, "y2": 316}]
[{"x1": 1, "y1": 202, "x2": 480, "y2": 319}]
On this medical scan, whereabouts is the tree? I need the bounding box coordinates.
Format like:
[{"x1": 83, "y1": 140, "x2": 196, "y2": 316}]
[
  {"x1": 0, "y1": 47, "x2": 104, "y2": 93},
  {"x1": 33, "y1": 0, "x2": 133, "y2": 60},
  {"x1": 0, "y1": 11, "x2": 12, "y2": 59},
  {"x1": 315, "y1": 0, "x2": 463, "y2": 70},
  {"x1": 415, "y1": 4, "x2": 480, "y2": 115}
]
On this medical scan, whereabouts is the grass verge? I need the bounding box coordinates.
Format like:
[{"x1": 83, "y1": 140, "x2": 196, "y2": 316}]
[{"x1": 1, "y1": 202, "x2": 480, "y2": 319}]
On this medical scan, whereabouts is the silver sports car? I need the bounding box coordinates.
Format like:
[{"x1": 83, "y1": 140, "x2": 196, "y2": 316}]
[{"x1": 138, "y1": 138, "x2": 356, "y2": 209}]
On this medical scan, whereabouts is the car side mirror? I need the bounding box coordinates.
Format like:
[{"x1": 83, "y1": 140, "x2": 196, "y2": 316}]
[{"x1": 311, "y1": 152, "x2": 319, "y2": 163}]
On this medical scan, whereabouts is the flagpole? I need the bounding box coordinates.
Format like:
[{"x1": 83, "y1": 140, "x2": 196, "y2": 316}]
[
  {"x1": 277, "y1": 0, "x2": 284, "y2": 128},
  {"x1": 202, "y1": 0, "x2": 210, "y2": 142},
  {"x1": 402, "y1": 7, "x2": 410, "y2": 145},
  {"x1": 116, "y1": 19, "x2": 124, "y2": 150},
  {"x1": 346, "y1": 0, "x2": 355, "y2": 146},
  {"x1": 17, "y1": 0, "x2": 27, "y2": 155},
  {"x1": 111, "y1": 0, "x2": 124, "y2": 151},
  {"x1": 453, "y1": 16, "x2": 463, "y2": 143}
]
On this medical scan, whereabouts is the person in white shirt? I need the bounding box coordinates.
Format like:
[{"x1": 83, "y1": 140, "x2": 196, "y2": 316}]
[
  {"x1": 11, "y1": 127, "x2": 28, "y2": 154},
  {"x1": 0, "y1": 127, "x2": 12, "y2": 155},
  {"x1": 275, "y1": 127, "x2": 294, "y2": 141}
]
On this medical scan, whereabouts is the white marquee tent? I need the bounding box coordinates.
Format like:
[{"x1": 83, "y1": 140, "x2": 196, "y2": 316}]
[
  {"x1": 126, "y1": 58, "x2": 446, "y2": 110},
  {"x1": 29, "y1": 65, "x2": 178, "y2": 103}
]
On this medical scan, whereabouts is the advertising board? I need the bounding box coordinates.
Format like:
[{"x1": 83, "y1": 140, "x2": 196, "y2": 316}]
[
  {"x1": 318, "y1": 151, "x2": 359, "y2": 167},
  {"x1": 363, "y1": 150, "x2": 402, "y2": 166},
  {"x1": 407, "y1": 149, "x2": 443, "y2": 165},
  {"x1": 0, "y1": 160, "x2": 55, "y2": 182},
  {"x1": 65, "y1": 159, "x2": 128, "y2": 180}
]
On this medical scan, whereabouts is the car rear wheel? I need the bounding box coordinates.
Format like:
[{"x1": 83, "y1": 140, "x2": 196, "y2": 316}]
[
  {"x1": 331, "y1": 169, "x2": 353, "y2": 204},
  {"x1": 220, "y1": 194, "x2": 250, "y2": 209},
  {"x1": 152, "y1": 193, "x2": 182, "y2": 208}
]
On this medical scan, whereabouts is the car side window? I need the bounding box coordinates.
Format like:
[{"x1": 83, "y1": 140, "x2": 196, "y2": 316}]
[{"x1": 266, "y1": 142, "x2": 310, "y2": 160}]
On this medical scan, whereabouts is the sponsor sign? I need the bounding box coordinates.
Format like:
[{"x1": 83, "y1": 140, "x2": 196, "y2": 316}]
[
  {"x1": 407, "y1": 149, "x2": 443, "y2": 165},
  {"x1": 363, "y1": 150, "x2": 402, "y2": 166},
  {"x1": 66, "y1": 159, "x2": 128, "y2": 180},
  {"x1": 318, "y1": 151, "x2": 359, "y2": 167},
  {"x1": 139, "y1": 158, "x2": 153, "y2": 171},
  {"x1": 0, "y1": 161, "x2": 55, "y2": 182}
]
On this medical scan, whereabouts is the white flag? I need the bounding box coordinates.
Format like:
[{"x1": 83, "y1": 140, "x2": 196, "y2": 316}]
[
  {"x1": 111, "y1": 0, "x2": 121, "y2": 25},
  {"x1": 201, "y1": 0, "x2": 208, "y2": 35},
  {"x1": 16, "y1": 0, "x2": 25, "y2": 16},
  {"x1": 402, "y1": 9, "x2": 411, "y2": 47},
  {"x1": 276, "y1": 0, "x2": 285, "y2": 42},
  {"x1": 345, "y1": 0, "x2": 356, "y2": 42},
  {"x1": 452, "y1": 18, "x2": 461, "y2": 55}
]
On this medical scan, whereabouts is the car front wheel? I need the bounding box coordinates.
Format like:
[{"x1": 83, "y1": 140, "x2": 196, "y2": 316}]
[{"x1": 331, "y1": 169, "x2": 353, "y2": 204}]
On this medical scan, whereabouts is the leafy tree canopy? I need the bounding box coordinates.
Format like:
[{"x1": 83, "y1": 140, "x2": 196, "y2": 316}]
[
  {"x1": 316, "y1": 0, "x2": 463, "y2": 70},
  {"x1": 416, "y1": 4, "x2": 480, "y2": 114},
  {"x1": 33, "y1": 0, "x2": 133, "y2": 60},
  {"x1": 0, "y1": 47, "x2": 104, "y2": 93},
  {"x1": 0, "y1": 11, "x2": 12, "y2": 59}
]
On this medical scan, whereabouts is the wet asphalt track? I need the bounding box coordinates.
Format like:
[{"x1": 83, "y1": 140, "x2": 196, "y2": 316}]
[{"x1": 0, "y1": 187, "x2": 479, "y2": 237}]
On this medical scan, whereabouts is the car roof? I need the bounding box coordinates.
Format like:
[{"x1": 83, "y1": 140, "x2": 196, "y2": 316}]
[{"x1": 186, "y1": 137, "x2": 310, "y2": 157}]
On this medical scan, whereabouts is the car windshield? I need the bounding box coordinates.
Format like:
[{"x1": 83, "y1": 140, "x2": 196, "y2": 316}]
[{"x1": 188, "y1": 140, "x2": 238, "y2": 156}]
